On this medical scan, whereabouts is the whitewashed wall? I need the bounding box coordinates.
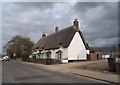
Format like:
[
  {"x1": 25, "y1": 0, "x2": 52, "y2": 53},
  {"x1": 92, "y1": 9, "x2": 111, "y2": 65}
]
[
  {"x1": 102, "y1": 54, "x2": 109, "y2": 59},
  {"x1": 86, "y1": 50, "x2": 90, "y2": 54},
  {"x1": 50, "y1": 50, "x2": 55, "y2": 59},
  {"x1": 60, "y1": 47, "x2": 68, "y2": 60},
  {"x1": 68, "y1": 32, "x2": 87, "y2": 60},
  {"x1": 49, "y1": 47, "x2": 68, "y2": 60}
]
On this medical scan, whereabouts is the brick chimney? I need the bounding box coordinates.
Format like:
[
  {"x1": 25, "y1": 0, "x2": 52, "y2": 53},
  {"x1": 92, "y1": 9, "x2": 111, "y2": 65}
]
[
  {"x1": 42, "y1": 32, "x2": 46, "y2": 38},
  {"x1": 73, "y1": 19, "x2": 79, "y2": 31},
  {"x1": 55, "y1": 26, "x2": 59, "y2": 32}
]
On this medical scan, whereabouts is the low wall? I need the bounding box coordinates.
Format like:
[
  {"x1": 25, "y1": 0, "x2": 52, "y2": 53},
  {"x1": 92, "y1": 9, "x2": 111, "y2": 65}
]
[{"x1": 87, "y1": 53, "x2": 97, "y2": 61}]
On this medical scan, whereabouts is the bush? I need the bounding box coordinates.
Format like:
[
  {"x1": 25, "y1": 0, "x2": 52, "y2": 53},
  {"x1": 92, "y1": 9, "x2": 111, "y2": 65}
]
[
  {"x1": 89, "y1": 47, "x2": 96, "y2": 53},
  {"x1": 20, "y1": 51, "x2": 29, "y2": 61}
]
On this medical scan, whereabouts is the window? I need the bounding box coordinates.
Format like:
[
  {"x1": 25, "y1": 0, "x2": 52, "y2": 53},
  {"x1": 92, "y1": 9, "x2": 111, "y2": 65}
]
[
  {"x1": 46, "y1": 51, "x2": 51, "y2": 59},
  {"x1": 56, "y1": 50, "x2": 63, "y2": 60}
]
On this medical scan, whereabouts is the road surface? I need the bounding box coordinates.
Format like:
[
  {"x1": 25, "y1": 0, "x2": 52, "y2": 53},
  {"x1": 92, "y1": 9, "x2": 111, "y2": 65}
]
[
  {"x1": 0, "y1": 61, "x2": 2, "y2": 84},
  {"x1": 2, "y1": 61, "x2": 110, "y2": 83}
]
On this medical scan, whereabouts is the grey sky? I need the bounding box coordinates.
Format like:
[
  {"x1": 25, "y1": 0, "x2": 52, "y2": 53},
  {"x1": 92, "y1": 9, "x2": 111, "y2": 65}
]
[{"x1": 1, "y1": 1, "x2": 118, "y2": 53}]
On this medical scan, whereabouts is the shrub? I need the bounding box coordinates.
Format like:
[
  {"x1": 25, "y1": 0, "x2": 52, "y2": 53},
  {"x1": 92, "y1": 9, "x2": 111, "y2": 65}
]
[
  {"x1": 89, "y1": 47, "x2": 96, "y2": 53},
  {"x1": 20, "y1": 51, "x2": 29, "y2": 61}
]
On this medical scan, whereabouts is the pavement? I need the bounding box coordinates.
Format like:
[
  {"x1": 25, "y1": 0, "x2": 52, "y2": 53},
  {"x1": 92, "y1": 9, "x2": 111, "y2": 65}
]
[{"x1": 15, "y1": 59, "x2": 119, "y2": 84}]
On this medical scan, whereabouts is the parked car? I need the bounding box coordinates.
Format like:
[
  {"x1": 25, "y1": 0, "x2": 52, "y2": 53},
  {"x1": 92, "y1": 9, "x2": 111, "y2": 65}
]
[{"x1": 3, "y1": 56, "x2": 9, "y2": 61}]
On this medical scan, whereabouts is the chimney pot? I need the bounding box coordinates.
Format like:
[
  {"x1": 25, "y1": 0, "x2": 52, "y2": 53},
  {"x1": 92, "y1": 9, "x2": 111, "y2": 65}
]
[
  {"x1": 73, "y1": 19, "x2": 79, "y2": 31},
  {"x1": 42, "y1": 32, "x2": 46, "y2": 38},
  {"x1": 55, "y1": 26, "x2": 59, "y2": 32}
]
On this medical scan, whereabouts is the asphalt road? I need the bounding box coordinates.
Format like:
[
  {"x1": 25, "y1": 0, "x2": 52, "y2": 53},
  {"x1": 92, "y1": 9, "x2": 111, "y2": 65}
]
[
  {"x1": 2, "y1": 61, "x2": 110, "y2": 83},
  {"x1": 0, "y1": 61, "x2": 2, "y2": 84}
]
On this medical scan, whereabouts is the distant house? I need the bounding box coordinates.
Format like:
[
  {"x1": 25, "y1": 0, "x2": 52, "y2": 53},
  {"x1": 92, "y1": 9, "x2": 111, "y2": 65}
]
[
  {"x1": 32, "y1": 19, "x2": 90, "y2": 63},
  {"x1": 94, "y1": 47, "x2": 119, "y2": 59}
]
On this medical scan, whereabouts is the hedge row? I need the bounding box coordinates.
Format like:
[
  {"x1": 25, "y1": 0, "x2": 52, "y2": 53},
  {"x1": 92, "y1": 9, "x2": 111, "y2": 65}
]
[{"x1": 23, "y1": 58, "x2": 61, "y2": 65}]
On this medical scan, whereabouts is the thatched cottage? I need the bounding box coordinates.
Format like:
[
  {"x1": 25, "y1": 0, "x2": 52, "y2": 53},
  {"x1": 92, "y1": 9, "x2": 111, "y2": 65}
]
[{"x1": 32, "y1": 19, "x2": 90, "y2": 63}]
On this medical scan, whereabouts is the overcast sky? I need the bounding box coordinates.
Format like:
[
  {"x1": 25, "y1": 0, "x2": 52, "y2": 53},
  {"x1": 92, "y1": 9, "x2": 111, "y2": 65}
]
[{"x1": 1, "y1": 1, "x2": 118, "y2": 53}]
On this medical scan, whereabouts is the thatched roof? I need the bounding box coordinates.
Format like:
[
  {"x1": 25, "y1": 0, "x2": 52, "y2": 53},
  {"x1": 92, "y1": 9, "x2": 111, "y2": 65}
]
[{"x1": 34, "y1": 25, "x2": 89, "y2": 50}]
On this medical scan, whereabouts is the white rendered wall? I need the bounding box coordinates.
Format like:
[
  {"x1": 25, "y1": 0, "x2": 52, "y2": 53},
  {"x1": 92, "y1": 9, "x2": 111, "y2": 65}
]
[
  {"x1": 102, "y1": 55, "x2": 109, "y2": 59},
  {"x1": 68, "y1": 32, "x2": 87, "y2": 60},
  {"x1": 86, "y1": 50, "x2": 90, "y2": 55},
  {"x1": 50, "y1": 50, "x2": 55, "y2": 59},
  {"x1": 51, "y1": 48, "x2": 68, "y2": 59},
  {"x1": 60, "y1": 47, "x2": 68, "y2": 60},
  {"x1": 49, "y1": 47, "x2": 68, "y2": 63}
]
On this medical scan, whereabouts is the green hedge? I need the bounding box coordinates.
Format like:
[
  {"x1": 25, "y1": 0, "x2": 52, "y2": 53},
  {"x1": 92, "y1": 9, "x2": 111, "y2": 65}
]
[
  {"x1": 28, "y1": 58, "x2": 61, "y2": 65},
  {"x1": 20, "y1": 51, "x2": 29, "y2": 61}
]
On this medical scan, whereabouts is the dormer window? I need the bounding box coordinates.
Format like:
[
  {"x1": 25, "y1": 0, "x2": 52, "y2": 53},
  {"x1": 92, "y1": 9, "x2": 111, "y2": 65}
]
[{"x1": 58, "y1": 43, "x2": 63, "y2": 47}]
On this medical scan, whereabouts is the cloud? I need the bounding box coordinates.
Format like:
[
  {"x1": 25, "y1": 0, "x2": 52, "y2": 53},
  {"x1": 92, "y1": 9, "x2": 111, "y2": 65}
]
[
  {"x1": 73, "y1": 2, "x2": 118, "y2": 47},
  {"x1": 2, "y1": 2, "x2": 118, "y2": 51}
]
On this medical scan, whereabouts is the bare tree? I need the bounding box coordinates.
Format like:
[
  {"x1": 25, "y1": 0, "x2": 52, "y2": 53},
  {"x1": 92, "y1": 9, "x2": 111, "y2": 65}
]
[{"x1": 3, "y1": 35, "x2": 34, "y2": 59}]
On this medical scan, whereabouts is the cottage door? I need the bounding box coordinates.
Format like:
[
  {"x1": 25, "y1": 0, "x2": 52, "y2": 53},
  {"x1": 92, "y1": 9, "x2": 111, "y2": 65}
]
[
  {"x1": 59, "y1": 52, "x2": 62, "y2": 60},
  {"x1": 46, "y1": 53, "x2": 51, "y2": 59},
  {"x1": 58, "y1": 51, "x2": 62, "y2": 63},
  {"x1": 45, "y1": 50, "x2": 51, "y2": 59}
]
